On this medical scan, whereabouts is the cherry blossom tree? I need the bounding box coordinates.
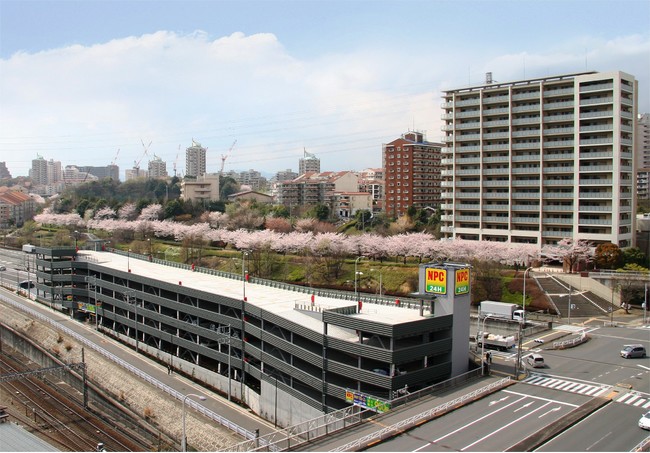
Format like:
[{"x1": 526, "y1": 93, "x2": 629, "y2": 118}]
[
  {"x1": 94, "y1": 207, "x2": 116, "y2": 220},
  {"x1": 118, "y1": 203, "x2": 138, "y2": 221},
  {"x1": 542, "y1": 238, "x2": 594, "y2": 273}
]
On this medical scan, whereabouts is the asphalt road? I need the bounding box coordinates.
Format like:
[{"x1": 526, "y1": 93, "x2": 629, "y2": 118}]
[
  {"x1": 536, "y1": 400, "x2": 648, "y2": 451},
  {"x1": 368, "y1": 385, "x2": 591, "y2": 452}
]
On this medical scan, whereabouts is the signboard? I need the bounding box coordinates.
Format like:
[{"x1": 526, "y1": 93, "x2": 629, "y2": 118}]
[
  {"x1": 454, "y1": 268, "x2": 470, "y2": 295},
  {"x1": 425, "y1": 267, "x2": 447, "y2": 294},
  {"x1": 76, "y1": 302, "x2": 97, "y2": 313},
  {"x1": 345, "y1": 389, "x2": 391, "y2": 413}
]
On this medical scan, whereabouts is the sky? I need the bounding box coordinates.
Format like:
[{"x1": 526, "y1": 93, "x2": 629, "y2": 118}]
[{"x1": 1, "y1": 0, "x2": 649, "y2": 181}]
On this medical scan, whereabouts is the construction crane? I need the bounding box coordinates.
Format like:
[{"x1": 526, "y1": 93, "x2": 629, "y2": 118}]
[
  {"x1": 134, "y1": 140, "x2": 151, "y2": 176},
  {"x1": 220, "y1": 139, "x2": 237, "y2": 175},
  {"x1": 173, "y1": 145, "x2": 180, "y2": 177},
  {"x1": 110, "y1": 149, "x2": 120, "y2": 166}
]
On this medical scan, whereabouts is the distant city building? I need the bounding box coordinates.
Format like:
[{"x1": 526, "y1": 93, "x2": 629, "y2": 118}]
[
  {"x1": 358, "y1": 168, "x2": 385, "y2": 212},
  {"x1": 148, "y1": 155, "x2": 168, "y2": 179},
  {"x1": 272, "y1": 169, "x2": 298, "y2": 183},
  {"x1": 383, "y1": 131, "x2": 443, "y2": 218},
  {"x1": 277, "y1": 171, "x2": 359, "y2": 216},
  {"x1": 236, "y1": 169, "x2": 267, "y2": 190},
  {"x1": 228, "y1": 190, "x2": 274, "y2": 204},
  {"x1": 336, "y1": 192, "x2": 373, "y2": 219},
  {"x1": 77, "y1": 165, "x2": 120, "y2": 181},
  {"x1": 30, "y1": 156, "x2": 61, "y2": 186},
  {"x1": 181, "y1": 174, "x2": 220, "y2": 203},
  {"x1": 0, "y1": 162, "x2": 11, "y2": 179},
  {"x1": 299, "y1": 149, "x2": 320, "y2": 175},
  {"x1": 636, "y1": 113, "x2": 650, "y2": 200},
  {"x1": 440, "y1": 70, "x2": 638, "y2": 248},
  {"x1": 63, "y1": 165, "x2": 98, "y2": 185},
  {"x1": 125, "y1": 168, "x2": 148, "y2": 181},
  {"x1": 186, "y1": 139, "x2": 207, "y2": 178},
  {"x1": 0, "y1": 187, "x2": 35, "y2": 227}
]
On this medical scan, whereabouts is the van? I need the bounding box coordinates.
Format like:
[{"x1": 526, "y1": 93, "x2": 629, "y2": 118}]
[
  {"x1": 526, "y1": 353, "x2": 545, "y2": 368},
  {"x1": 620, "y1": 344, "x2": 646, "y2": 359}
]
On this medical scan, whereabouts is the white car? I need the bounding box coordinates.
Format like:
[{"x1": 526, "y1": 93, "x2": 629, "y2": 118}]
[{"x1": 640, "y1": 412, "x2": 650, "y2": 430}]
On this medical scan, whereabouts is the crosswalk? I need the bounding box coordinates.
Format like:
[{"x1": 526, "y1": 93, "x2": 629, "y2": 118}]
[
  {"x1": 522, "y1": 374, "x2": 611, "y2": 397},
  {"x1": 615, "y1": 391, "x2": 650, "y2": 409}
]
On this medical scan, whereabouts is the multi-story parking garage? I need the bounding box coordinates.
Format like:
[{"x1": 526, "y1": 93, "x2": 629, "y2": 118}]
[{"x1": 29, "y1": 246, "x2": 470, "y2": 426}]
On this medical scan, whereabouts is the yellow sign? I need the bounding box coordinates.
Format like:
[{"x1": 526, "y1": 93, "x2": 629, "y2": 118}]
[
  {"x1": 425, "y1": 268, "x2": 447, "y2": 294},
  {"x1": 455, "y1": 268, "x2": 470, "y2": 295}
]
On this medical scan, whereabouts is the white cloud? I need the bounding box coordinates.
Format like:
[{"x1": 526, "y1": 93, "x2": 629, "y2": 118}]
[{"x1": 1, "y1": 30, "x2": 648, "y2": 179}]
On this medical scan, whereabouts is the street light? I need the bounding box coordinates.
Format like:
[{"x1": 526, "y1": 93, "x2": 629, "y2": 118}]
[
  {"x1": 479, "y1": 314, "x2": 494, "y2": 376},
  {"x1": 522, "y1": 267, "x2": 533, "y2": 318},
  {"x1": 127, "y1": 249, "x2": 131, "y2": 272},
  {"x1": 242, "y1": 251, "x2": 249, "y2": 301},
  {"x1": 354, "y1": 256, "x2": 365, "y2": 302},
  {"x1": 181, "y1": 393, "x2": 206, "y2": 452}
]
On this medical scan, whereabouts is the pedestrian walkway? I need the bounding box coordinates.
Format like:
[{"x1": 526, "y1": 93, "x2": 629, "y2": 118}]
[
  {"x1": 522, "y1": 373, "x2": 611, "y2": 397},
  {"x1": 615, "y1": 391, "x2": 650, "y2": 409}
]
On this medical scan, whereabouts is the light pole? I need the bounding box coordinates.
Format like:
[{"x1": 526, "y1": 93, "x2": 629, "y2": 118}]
[
  {"x1": 127, "y1": 249, "x2": 131, "y2": 272},
  {"x1": 567, "y1": 281, "x2": 572, "y2": 325},
  {"x1": 354, "y1": 256, "x2": 364, "y2": 302},
  {"x1": 643, "y1": 283, "x2": 648, "y2": 324},
  {"x1": 182, "y1": 393, "x2": 206, "y2": 452},
  {"x1": 522, "y1": 267, "x2": 533, "y2": 317},
  {"x1": 480, "y1": 315, "x2": 494, "y2": 376},
  {"x1": 242, "y1": 251, "x2": 249, "y2": 301}
]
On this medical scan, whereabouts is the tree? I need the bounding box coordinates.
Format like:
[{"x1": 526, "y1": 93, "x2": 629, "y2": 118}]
[
  {"x1": 594, "y1": 243, "x2": 622, "y2": 269},
  {"x1": 621, "y1": 247, "x2": 647, "y2": 267},
  {"x1": 543, "y1": 238, "x2": 594, "y2": 273}
]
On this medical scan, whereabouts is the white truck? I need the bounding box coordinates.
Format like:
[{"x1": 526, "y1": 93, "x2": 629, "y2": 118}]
[
  {"x1": 22, "y1": 244, "x2": 36, "y2": 253},
  {"x1": 479, "y1": 301, "x2": 525, "y2": 321},
  {"x1": 476, "y1": 331, "x2": 517, "y2": 351}
]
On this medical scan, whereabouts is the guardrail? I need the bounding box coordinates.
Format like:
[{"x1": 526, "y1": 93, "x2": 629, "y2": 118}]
[
  {"x1": 631, "y1": 434, "x2": 650, "y2": 452},
  {"x1": 553, "y1": 331, "x2": 589, "y2": 349},
  {"x1": 0, "y1": 292, "x2": 254, "y2": 442},
  {"x1": 330, "y1": 377, "x2": 512, "y2": 452}
]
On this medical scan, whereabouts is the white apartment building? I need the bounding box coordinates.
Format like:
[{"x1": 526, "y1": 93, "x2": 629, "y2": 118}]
[
  {"x1": 636, "y1": 113, "x2": 650, "y2": 200},
  {"x1": 148, "y1": 155, "x2": 168, "y2": 179},
  {"x1": 440, "y1": 71, "x2": 637, "y2": 248},
  {"x1": 186, "y1": 139, "x2": 207, "y2": 177}
]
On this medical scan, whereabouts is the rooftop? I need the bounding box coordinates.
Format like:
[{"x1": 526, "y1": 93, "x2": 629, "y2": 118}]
[{"x1": 79, "y1": 250, "x2": 430, "y2": 340}]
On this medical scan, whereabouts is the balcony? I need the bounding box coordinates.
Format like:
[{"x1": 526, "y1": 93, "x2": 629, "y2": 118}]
[
  {"x1": 580, "y1": 124, "x2": 613, "y2": 132},
  {"x1": 580, "y1": 111, "x2": 613, "y2": 119},
  {"x1": 482, "y1": 95, "x2": 510, "y2": 104},
  {"x1": 542, "y1": 179, "x2": 574, "y2": 186},
  {"x1": 512, "y1": 117, "x2": 541, "y2": 125},
  {"x1": 511, "y1": 179, "x2": 540, "y2": 186},
  {"x1": 580, "y1": 178, "x2": 612, "y2": 185},
  {"x1": 579, "y1": 165, "x2": 613, "y2": 172},
  {"x1": 544, "y1": 140, "x2": 574, "y2": 148},
  {"x1": 579, "y1": 205, "x2": 612, "y2": 212},
  {"x1": 482, "y1": 108, "x2": 510, "y2": 116},
  {"x1": 578, "y1": 218, "x2": 612, "y2": 226},
  {"x1": 483, "y1": 144, "x2": 510, "y2": 151},
  {"x1": 542, "y1": 205, "x2": 573, "y2": 212},
  {"x1": 542, "y1": 217, "x2": 573, "y2": 224},
  {"x1": 512, "y1": 129, "x2": 541, "y2": 137},
  {"x1": 579, "y1": 82, "x2": 613, "y2": 93},
  {"x1": 543, "y1": 87, "x2": 574, "y2": 97},
  {"x1": 512, "y1": 91, "x2": 540, "y2": 100},
  {"x1": 543, "y1": 166, "x2": 574, "y2": 174},
  {"x1": 512, "y1": 154, "x2": 541, "y2": 162},
  {"x1": 544, "y1": 152, "x2": 575, "y2": 160},
  {"x1": 456, "y1": 122, "x2": 481, "y2": 130},
  {"x1": 580, "y1": 138, "x2": 612, "y2": 146},
  {"x1": 544, "y1": 127, "x2": 574, "y2": 135},
  {"x1": 580, "y1": 97, "x2": 613, "y2": 106},
  {"x1": 512, "y1": 142, "x2": 541, "y2": 150},
  {"x1": 482, "y1": 156, "x2": 509, "y2": 163},
  {"x1": 543, "y1": 114, "x2": 574, "y2": 122}
]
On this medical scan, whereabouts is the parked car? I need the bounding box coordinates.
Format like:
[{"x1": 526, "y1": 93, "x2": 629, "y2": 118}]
[
  {"x1": 639, "y1": 411, "x2": 650, "y2": 430},
  {"x1": 620, "y1": 344, "x2": 646, "y2": 359}
]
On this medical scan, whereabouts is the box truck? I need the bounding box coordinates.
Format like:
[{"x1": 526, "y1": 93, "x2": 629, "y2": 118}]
[
  {"x1": 479, "y1": 301, "x2": 525, "y2": 321},
  {"x1": 22, "y1": 244, "x2": 35, "y2": 253}
]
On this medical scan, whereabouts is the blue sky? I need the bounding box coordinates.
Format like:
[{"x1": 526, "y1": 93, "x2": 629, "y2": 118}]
[{"x1": 1, "y1": 0, "x2": 649, "y2": 179}]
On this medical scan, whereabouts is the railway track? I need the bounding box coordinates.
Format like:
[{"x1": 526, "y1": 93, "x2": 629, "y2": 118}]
[{"x1": 0, "y1": 351, "x2": 147, "y2": 451}]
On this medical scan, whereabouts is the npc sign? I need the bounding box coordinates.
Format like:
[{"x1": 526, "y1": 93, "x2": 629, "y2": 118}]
[
  {"x1": 454, "y1": 268, "x2": 470, "y2": 295},
  {"x1": 425, "y1": 268, "x2": 447, "y2": 294}
]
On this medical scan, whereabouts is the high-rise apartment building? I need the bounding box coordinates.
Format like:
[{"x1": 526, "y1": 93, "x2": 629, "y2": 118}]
[
  {"x1": 299, "y1": 149, "x2": 320, "y2": 175},
  {"x1": 383, "y1": 131, "x2": 443, "y2": 218},
  {"x1": 185, "y1": 139, "x2": 207, "y2": 178},
  {"x1": 148, "y1": 155, "x2": 168, "y2": 179},
  {"x1": 30, "y1": 156, "x2": 61, "y2": 186},
  {"x1": 440, "y1": 71, "x2": 638, "y2": 248},
  {"x1": 636, "y1": 113, "x2": 650, "y2": 200}
]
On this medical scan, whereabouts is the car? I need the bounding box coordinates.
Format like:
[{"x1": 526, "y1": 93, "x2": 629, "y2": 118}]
[
  {"x1": 639, "y1": 411, "x2": 650, "y2": 430},
  {"x1": 526, "y1": 353, "x2": 545, "y2": 368},
  {"x1": 621, "y1": 344, "x2": 646, "y2": 359},
  {"x1": 0, "y1": 265, "x2": 5, "y2": 271}
]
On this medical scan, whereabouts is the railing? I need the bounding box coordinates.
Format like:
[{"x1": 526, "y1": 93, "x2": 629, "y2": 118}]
[
  {"x1": 107, "y1": 249, "x2": 426, "y2": 311},
  {"x1": 0, "y1": 293, "x2": 254, "y2": 442},
  {"x1": 553, "y1": 331, "x2": 589, "y2": 349},
  {"x1": 330, "y1": 378, "x2": 512, "y2": 452}
]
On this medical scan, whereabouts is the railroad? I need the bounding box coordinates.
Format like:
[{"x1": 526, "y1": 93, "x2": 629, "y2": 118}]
[{"x1": 0, "y1": 349, "x2": 148, "y2": 452}]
